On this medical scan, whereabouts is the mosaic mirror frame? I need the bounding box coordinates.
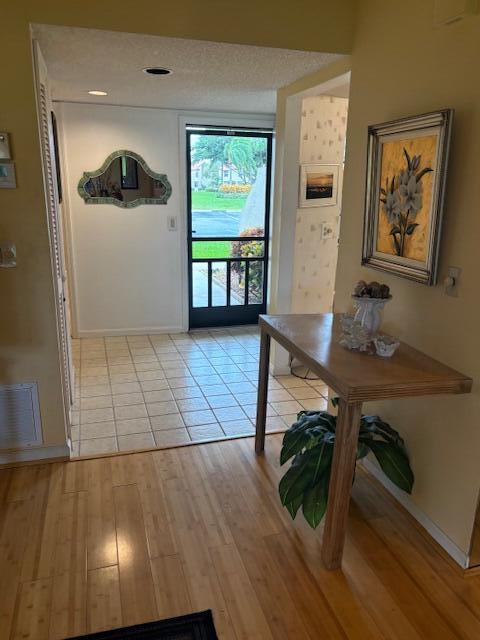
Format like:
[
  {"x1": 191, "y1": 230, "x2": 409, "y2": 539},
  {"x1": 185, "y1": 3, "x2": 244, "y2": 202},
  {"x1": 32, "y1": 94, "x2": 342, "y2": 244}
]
[{"x1": 77, "y1": 150, "x2": 172, "y2": 208}]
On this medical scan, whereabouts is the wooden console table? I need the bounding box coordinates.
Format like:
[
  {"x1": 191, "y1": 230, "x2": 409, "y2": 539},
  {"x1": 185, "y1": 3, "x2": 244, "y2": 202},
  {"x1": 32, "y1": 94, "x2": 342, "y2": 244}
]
[{"x1": 255, "y1": 314, "x2": 472, "y2": 570}]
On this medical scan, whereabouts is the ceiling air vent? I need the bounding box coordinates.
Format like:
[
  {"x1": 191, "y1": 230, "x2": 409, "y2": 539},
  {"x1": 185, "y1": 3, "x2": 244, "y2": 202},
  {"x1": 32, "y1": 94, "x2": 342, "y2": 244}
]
[{"x1": 0, "y1": 383, "x2": 43, "y2": 449}]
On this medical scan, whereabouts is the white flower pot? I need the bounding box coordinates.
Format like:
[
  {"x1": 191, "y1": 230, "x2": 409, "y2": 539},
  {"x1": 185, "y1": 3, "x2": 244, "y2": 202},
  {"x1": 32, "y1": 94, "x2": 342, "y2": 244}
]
[{"x1": 352, "y1": 296, "x2": 391, "y2": 336}]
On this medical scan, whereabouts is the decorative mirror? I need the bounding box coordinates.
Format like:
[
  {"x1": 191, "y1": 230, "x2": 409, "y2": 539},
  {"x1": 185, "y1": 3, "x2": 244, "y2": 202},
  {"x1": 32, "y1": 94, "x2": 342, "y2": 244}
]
[{"x1": 78, "y1": 150, "x2": 172, "y2": 208}]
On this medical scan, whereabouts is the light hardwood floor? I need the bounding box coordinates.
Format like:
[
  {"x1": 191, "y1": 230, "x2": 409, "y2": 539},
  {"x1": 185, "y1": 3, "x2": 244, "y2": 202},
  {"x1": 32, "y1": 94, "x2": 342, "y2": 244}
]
[{"x1": 1, "y1": 435, "x2": 480, "y2": 639}]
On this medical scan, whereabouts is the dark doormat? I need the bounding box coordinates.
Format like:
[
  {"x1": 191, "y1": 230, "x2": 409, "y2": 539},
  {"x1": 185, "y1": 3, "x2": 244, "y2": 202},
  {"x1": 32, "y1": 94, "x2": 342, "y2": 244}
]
[{"x1": 67, "y1": 610, "x2": 218, "y2": 639}]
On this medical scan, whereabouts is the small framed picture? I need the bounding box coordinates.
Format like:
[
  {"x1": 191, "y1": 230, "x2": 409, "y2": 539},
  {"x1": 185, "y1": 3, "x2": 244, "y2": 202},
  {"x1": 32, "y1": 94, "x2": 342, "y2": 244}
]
[
  {"x1": 299, "y1": 163, "x2": 339, "y2": 208},
  {"x1": 0, "y1": 133, "x2": 11, "y2": 160},
  {"x1": 0, "y1": 162, "x2": 16, "y2": 189}
]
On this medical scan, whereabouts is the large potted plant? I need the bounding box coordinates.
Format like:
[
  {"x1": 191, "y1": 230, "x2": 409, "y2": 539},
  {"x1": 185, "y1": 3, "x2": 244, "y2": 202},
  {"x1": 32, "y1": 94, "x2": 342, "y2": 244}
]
[{"x1": 279, "y1": 399, "x2": 414, "y2": 528}]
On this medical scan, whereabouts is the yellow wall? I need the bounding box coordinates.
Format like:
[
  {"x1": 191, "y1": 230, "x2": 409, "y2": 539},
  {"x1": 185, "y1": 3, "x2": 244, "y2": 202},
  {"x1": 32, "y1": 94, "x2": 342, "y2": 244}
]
[
  {"x1": 335, "y1": 0, "x2": 480, "y2": 553},
  {"x1": 1, "y1": 11, "x2": 66, "y2": 445},
  {"x1": 4, "y1": 0, "x2": 478, "y2": 556},
  {"x1": 13, "y1": 1, "x2": 356, "y2": 53},
  {"x1": 0, "y1": 3, "x2": 355, "y2": 448}
]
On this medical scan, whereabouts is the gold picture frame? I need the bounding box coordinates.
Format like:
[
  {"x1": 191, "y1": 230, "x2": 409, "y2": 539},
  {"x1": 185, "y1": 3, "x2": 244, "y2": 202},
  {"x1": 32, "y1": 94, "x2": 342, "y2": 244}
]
[{"x1": 362, "y1": 109, "x2": 453, "y2": 285}]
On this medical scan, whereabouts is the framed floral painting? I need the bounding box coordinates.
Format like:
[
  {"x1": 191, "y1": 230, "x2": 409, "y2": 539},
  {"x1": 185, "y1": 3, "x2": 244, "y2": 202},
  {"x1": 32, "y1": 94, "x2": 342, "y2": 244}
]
[{"x1": 362, "y1": 110, "x2": 453, "y2": 285}]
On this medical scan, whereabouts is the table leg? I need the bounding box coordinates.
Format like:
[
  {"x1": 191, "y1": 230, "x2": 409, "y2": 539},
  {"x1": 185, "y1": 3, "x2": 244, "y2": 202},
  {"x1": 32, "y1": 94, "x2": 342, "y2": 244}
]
[
  {"x1": 321, "y1": 398, "x2": 362, "y2": 570},
  {"x1": 255, "y1": 329, "x2": 270, "y2": 454}
]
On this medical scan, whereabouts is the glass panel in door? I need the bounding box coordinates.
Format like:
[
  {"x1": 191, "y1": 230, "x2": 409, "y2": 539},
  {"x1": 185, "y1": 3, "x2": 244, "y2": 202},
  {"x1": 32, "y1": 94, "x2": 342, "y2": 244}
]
[{"x1": 187, "y1": 127, "x2": 272, "y2": 328}]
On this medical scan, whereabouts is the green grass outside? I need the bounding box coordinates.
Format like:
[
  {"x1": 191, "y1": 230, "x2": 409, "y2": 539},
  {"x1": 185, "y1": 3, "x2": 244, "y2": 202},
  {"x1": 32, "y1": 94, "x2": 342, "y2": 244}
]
[
  {"x1": 191, "y1": 190, "x2": 247, "y2": 211},
  {"x1": 192, "y1": 241, "x2": 232, "y2": 259}
]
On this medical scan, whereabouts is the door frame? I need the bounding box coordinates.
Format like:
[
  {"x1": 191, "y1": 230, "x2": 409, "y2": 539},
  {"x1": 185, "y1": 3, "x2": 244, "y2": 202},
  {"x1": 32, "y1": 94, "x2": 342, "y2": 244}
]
[
  {"x1": 186, "y1": 125, "x2": 273, "y2": 329},
  {"x1": 177, "y1": 113, "x2": 275, "y2": 331},
  {"x1": 32, "y1": 39, "x2": 73, "y2": 440}
]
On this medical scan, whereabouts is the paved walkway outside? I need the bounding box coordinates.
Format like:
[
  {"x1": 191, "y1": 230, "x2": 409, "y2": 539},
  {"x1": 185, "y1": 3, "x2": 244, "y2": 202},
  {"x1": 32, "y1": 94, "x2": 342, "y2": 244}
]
[{"x1": 192, "y1": 209, "x2": 241, "y2": 236}]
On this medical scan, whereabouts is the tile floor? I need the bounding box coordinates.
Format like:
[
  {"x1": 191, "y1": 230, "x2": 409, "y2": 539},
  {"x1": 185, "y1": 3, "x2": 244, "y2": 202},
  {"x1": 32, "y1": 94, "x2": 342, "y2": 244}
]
[{"x1": 70, "y1": 326, "x2": 329, "y2": 457}]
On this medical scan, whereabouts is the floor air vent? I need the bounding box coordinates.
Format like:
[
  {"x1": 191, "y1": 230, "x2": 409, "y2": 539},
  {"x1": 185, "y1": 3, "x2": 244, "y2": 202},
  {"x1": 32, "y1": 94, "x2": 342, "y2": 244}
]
[{"x1": 0, "y1": 383, "x2": 43, "y2": 449}]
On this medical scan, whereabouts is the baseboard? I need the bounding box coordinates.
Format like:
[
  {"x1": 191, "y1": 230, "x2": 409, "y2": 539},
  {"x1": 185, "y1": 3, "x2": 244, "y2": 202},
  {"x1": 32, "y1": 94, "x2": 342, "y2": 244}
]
[
  {"x1": 464, "y1": 564, "x2": 480, "y2": 578},
  {"x1": 270, "y1": 363, "x2": 291, "y2": 376},
  {"x1": 76, "y1": 326, "x2": 185, "y2": 338},
  {"x1": 362, "y1": 457, "x2": 469, "y2": 569},
  {"x1": 0, "y1": 444, "x2": 70, "y2": 467}
]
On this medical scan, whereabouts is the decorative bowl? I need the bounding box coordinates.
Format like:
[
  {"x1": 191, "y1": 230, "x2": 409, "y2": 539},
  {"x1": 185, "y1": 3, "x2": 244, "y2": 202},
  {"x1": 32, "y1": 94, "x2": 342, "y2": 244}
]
[
  {"x1": 339, "y1": 314, "x2": 371, "y2": 352},
  {"x1": 373, "y1": 335, "x2": 400, "y2": 358}
]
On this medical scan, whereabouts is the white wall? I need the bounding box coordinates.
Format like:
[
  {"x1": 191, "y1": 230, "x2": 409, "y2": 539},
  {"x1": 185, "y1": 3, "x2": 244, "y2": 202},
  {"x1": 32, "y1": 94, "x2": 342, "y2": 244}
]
[
  {"x1": 267, "y1": 93, "x2": 303, "y2": 374},
  {"x1": 292, "y1": 95, "x2": 348, "y2": 313},
  {"x1": 58, "y1": 102, "x2": 273, "y2": 336},
  {"x1": 268, "y1": 90, "x2": 348, "y2": 373}
]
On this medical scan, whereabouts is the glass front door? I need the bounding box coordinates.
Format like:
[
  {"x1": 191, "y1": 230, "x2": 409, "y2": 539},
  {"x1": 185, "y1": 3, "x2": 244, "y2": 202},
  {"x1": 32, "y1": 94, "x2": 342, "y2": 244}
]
[{"x1": 187, "y1": 127, "x2": 273, "y2": 328}]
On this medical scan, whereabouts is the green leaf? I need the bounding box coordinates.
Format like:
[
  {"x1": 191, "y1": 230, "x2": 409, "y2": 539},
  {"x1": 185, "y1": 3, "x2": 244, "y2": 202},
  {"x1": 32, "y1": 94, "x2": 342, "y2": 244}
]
[
  {"x1": 331, "y1": 397, "x2": 339, "y2": 408},
  {"x1": 278, "y1": 442, "x2": 332, "y2": 506},
  {"x1": 360, "y1": 416, "x2": 408, "y2": 453},
  {"x1": 302, "y1": 473, "x2": 330, "y2": 529},
  {"x1": 389, "y1": 226, "x2": 401, "y2": 236},
  {"x1": 309, "y1": 411, "x2": 336, "y2": 432},
  {"x1": 403, "y1": 147, "x2": 412, "y2": 171},
  {"x1": 302, "y1": 411, "x2": 336, "y2": 428},
  {"x1": 280, "y1": 412, "x2": 334, "y2": 464},
  {"x1": 310, "y1": 441, "x2": 333, "y2": 485},
  {"x1": 405, "y1": 223, "x2": 419, "y2": 235},
  {"x1": 368, "y1": 440, "x2": 414, "y2": 493},
  {"x1": 357, "y1": 442, "x2": 370, "y2": 459},
  {"x1": 280, "y1": 428, "x2": 311, "y2": 466},
  {"x1": 278, "y1": 404, "x2": 414, "y2": 529},
  {"x1": 285, "y1": 494, "x2": 303, "y2": 520},
  {"x1": 279, "y1": 455, "x2": 311, "y2": 506}
]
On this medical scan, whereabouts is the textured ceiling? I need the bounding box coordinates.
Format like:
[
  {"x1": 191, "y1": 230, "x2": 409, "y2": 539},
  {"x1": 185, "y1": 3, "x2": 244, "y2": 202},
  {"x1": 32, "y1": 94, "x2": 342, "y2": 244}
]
[{"x1": 33, "y1": 24, "x2": 341, "y2": 114}]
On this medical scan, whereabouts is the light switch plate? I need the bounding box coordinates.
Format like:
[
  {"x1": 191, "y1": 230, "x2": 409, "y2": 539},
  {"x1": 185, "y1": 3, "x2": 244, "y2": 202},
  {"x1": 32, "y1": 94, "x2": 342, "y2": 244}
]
[
  {"x1": 0, "y1": 244, "x2": 17, "y2": 268},
  {"x1": 0, "y1": 133, "x2": 11, "y2": 160},
  {"x1": 0, "y1": 162, "x2": 16, "y2": 188},
  {"x1": 167, "y1": 216, "x2": 177, "y2": 231},
  {"x1": 445, "y1": 265, "x2": 461, "y2": 296}
]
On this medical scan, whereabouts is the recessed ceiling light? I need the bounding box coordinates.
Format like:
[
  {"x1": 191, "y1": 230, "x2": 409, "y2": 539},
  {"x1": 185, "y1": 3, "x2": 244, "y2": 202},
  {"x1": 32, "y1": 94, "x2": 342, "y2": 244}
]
[
  {"x1": 88, "y1": 90, "x2": 108, "y2": 96},
  {"x1": 143, "y1": 67, "x2": 172, "y2": 76}
]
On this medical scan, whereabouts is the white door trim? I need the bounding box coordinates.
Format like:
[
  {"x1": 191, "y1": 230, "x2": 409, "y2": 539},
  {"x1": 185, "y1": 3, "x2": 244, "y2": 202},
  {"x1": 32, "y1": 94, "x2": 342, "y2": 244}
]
[
  {"x1": 177, "y1": 111, "x2": 275, "y2": 331},
  {"x1": 31, "y1": 38, "x2": 72, "y2": 441}
]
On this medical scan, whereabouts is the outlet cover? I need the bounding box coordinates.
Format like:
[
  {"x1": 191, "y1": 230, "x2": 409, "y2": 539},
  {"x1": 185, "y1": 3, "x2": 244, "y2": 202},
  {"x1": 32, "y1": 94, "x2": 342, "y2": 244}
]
[
  {"x1": 0, "y1": 133, "x2": 11, "y2": 160},
  {"x1": 445, "y1": 265, "x2": 461, "y2": 297},
  {"x1": 0, "y1": 244, "x2": 17, "y2": 268}
]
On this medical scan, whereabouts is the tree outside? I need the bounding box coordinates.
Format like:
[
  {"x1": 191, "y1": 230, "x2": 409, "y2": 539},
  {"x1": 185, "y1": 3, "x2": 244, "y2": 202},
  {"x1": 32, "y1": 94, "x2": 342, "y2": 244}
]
[
  {"x1": 190, "y1": 134, "x2": 267, "y2": 208},
  {"x1": 190, "y1": 134, "x2": 267, "y2": 306}
]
